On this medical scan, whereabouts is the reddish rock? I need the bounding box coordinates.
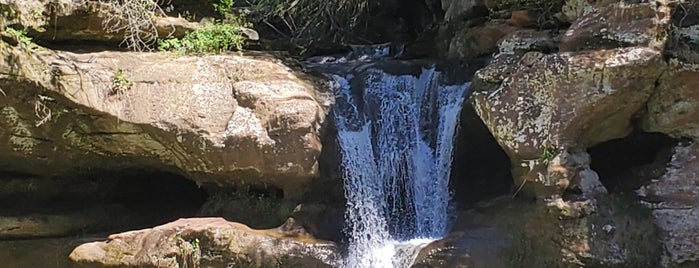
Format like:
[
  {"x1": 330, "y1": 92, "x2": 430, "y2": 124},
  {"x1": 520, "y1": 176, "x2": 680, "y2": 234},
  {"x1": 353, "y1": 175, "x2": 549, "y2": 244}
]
[
  {"x1": 560, "y1": 2, "x2": 670, "y2": 52},
  {"x1": 506, "y1": 10, "x2": 535, "y2": 27}
]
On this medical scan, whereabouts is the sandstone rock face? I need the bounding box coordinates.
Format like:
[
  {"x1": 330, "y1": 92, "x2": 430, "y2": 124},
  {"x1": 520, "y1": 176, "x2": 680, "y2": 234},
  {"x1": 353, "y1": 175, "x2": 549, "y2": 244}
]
[
  {"x1": 471, "y1": 47, "x2": 665, "y2": 194},
  {"x1": 69, "y1": 217, "x2": 340, "y2": 268},
  {"x1": 560, "y1": 2, "x2": 669, "y2": 52},
  {"x1": 0, "y1": 42, "x2": 331, "y2": 197},
  {"x1": 0, "y1": 0, "x2": 197, "y2": 44},
  {"x1": 637, "y1": 143, "x2": 699, "y2": 267},
  {"x1": 644, "y1": 60, "x2": 699, "y2": 139}
]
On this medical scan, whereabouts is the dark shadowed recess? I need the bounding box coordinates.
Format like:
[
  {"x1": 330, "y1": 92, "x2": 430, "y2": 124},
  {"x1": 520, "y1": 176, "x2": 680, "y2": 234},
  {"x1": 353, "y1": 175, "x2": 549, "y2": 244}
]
[
  {"x1": 588, "y1": 131, "x2": 678, "y2": 193},
  {"x1": 450, "y1": 103, "x2": 513, "y2": 204},
  {"x1": 0, "y1": 168, "x2": 208, "y2": 236}
]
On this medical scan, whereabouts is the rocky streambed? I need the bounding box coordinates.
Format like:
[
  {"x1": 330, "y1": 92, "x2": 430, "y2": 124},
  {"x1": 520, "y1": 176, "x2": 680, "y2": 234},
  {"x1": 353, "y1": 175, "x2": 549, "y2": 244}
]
[{"x1": 1, "y1": 0, "x2": 699, "y2": 267}]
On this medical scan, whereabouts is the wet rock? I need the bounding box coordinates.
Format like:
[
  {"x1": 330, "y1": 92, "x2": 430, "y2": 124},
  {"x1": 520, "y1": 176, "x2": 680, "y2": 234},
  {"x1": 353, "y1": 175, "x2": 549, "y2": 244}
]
[
  {"x1": 0, "y1": 42, "x2": 331, "y2": 198},
  {"x1": 69, "y1": 217, "x2": 341, "y2": 268},
  {"x1": 637, "y1": 143, "x2": 699, "y2": 267},
  {"x1": 412, "y1": 228, "x2": 510, "y2": 267},
  {"x1": 471, "y1": 47, "x2": 665, "y2": 196},
  {"x1": 560, "y1": 2, "x2": 670, "y2": 52}
]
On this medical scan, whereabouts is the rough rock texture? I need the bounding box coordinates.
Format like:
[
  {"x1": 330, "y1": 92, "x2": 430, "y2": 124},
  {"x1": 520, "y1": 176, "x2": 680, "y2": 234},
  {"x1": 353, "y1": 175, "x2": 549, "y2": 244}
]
[
  {"x1": 69, "y1": 217, "x2": 340, "y2": 268},
  {"x1": 471, "y1": 47, "x2": 665, "y2": 195},
  {"x1": 638, "y1": 143, "x2": 699, "y2": 267},
  {"x1": 0, "y1": 0, "x2": 198, "y2": 44},
  {"x1": 560, "y1": 2, "x2": 669, "y2": 52},
  {"x1": 644, "y1": 60, "x2": 699, "y2": 138},
  {"x1": 446, "y1": 22, "x2": 517, "y2": 59},
  {"x1": 0, "y1": 41, "x2": 331, "y2": 197}
]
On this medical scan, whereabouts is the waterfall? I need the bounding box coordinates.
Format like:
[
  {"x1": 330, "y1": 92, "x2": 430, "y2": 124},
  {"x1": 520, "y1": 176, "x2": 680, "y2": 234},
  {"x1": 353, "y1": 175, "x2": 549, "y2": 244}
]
[{"x1": 327, "y1": 58, "x2": 470, "y2": 267}]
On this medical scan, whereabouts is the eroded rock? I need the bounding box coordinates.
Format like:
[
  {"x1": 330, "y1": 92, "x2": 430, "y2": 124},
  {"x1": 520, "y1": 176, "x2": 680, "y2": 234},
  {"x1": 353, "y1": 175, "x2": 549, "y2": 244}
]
[
  {"x1": 69, "y1": 217, "x2": 341, "y2": 268},
  {"x1": 0, "y1": 0, "x2": 198, "y2": 45},
  {"x1": 560, "y1": 2, "x2": 670, "y2": 52},
  {"x1": 644, "y1": 60, "x2": 699, "y2": 139},
  {"x1": 0, "y1": 42, "x2": 331, "y2": 197},
  {"x1": 637, "y1": 143, "x2": 699, "y2": 267},
  {"x1": 471, "y1": 47, "x2": 665, "y2": 195}
]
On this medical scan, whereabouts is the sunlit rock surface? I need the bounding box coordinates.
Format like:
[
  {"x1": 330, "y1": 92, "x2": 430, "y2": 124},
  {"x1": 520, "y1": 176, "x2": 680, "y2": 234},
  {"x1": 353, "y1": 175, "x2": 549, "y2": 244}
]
[
  {"x1": 69, "y1": 217, "x2": 340, "y2": 268},
  {"x1": 0, "y1": 42, "x2": 331, "y2": 197}
]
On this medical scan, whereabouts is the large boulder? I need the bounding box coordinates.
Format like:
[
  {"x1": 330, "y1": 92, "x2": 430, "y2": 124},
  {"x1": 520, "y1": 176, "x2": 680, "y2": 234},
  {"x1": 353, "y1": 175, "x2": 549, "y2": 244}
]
[
  {"x1": 637, "y1": 143, "x2": 699, "y2": 267},
  {"x1": 560, "y1": 2, "x2": 670, "y2": 52},
  {"x1": 69, "y1": 217, "x2": 341, "y2": 268},
  {"x1": 0, "y1": 41, "x2": 331, "y2": 197},
  {"x1": 643, "y1": 60, "x2": 699, "y2": 139},
  {"x1": 471, "y1": 47, "x2": 665, "y2": 196}
]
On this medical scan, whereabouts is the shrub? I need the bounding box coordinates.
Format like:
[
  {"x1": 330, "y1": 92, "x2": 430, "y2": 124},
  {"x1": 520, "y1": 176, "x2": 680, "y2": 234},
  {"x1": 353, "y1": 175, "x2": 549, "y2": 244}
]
[
  {"x1": 248, "y1": 0, "x2": 369, "y2": 44},
  {"x1": 99, "y1": 0, "x2": 170, "y2": 51},
  {"x1": 158, "y1": 22, "x2": 246, "y2": 54}
]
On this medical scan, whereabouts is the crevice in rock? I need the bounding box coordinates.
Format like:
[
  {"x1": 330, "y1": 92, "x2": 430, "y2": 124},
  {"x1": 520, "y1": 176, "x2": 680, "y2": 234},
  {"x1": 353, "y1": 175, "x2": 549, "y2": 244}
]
[
  {"x1": 0, "y1": 168, "x2": 208, "y2": 239},
  {"x1": 450, "y1": 102, "x2": 513, "y2": 204},
  {"x1": 588, "y1": 131, "x2": 678, "y2": 193},
  {"x1": 198, "y1": 185, "x2": 286, "y2": 230}
]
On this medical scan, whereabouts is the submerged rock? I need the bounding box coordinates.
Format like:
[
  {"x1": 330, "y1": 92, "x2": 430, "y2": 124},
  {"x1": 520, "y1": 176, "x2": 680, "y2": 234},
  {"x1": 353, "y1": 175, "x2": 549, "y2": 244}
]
[{"x1": 69, "y1": 217, "x2": 341, "y2": 268}]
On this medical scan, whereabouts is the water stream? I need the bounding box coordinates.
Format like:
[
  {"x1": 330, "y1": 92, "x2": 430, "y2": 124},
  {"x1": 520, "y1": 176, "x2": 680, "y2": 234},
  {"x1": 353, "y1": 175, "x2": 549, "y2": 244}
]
[{"x1": 311, "y1": 45, "x2": 470, "y2": 267}]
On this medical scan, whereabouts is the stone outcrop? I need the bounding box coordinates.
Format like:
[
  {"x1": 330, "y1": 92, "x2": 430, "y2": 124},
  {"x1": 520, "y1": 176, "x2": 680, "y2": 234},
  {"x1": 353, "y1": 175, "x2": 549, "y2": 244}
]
[
  {"x1": 466, "y1": 1, "x2": 699, "y2": 267},
  {"x1": 560, "y1": 2, "x2": 669, "y2": 52},
  {"x1": 69, "y1": 217, "x2": 340, "y2": 268},
  {"x1": 0, "y1": 0, "x2": 199, "y2": 45},
  {"x1": 471, "y1": 47, "x2": 665, "y2": 195},
  {"x1": 644, "y1": 60, "x2": 699, "y2": 139},
  {"x1": 638, "y1": 143, "x2": 699, "y2": 267},
  {"x1": 0, "y1": 40, "x2": 331, "y2": 197}
]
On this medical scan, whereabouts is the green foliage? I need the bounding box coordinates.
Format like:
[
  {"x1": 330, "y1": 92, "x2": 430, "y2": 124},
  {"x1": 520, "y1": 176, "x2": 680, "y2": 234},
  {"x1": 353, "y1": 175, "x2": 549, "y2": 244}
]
[
  {"x1": 158, "y1": 22, "x2": 245, "y2": 54},
  {"x1": 6, "y1": 28, "x2": 33, "y2": 47},
  {"x1": 249, "y1": 0, "x2": 369, "y2": 44},
  {"x1": 110, "y1": 69, "x2": 133, "y2": 95},
  {"x1": 539, "y1": 146, "x2": 557, "y2": 164},
  {"x1": 214, "y1": 0, "x2": 235, "y2": 17}
]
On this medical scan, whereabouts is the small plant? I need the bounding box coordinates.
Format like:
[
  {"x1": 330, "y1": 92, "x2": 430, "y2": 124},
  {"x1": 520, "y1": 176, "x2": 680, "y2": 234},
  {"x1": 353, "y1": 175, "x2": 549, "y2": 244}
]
[
  {"x1": 214, "y1": 0, "x2": 235, "y2": 17},
  {"x1": 158, "y1": 22, "x2": 245, "y2": 54},
  {"x1": 110, "y1": 69, "x2": 133, "y2": 95},
  {"x1": 539, "y1": 146, "x2": 557, "y2": 164},
  {"x1": 189, "y1": 238, "x2": 200, "y2": 250},
  {"x1": 6, "y1": 28, "x2": 34, "y2": 47}
]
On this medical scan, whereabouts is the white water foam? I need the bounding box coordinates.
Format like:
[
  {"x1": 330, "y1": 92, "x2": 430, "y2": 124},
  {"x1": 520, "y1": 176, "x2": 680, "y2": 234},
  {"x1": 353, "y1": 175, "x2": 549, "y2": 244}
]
[{"x1": 332, "y1": 67, "x2": 469, "y2": 268}]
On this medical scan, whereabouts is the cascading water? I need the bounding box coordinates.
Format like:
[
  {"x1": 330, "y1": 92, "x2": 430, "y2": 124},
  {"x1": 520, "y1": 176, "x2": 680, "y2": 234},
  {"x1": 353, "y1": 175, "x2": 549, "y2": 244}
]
[{"x1": 310, "y1": 45, "x2": 470, "y2": 268}]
